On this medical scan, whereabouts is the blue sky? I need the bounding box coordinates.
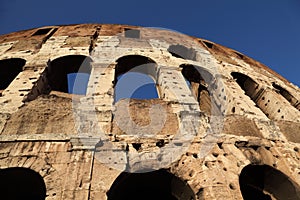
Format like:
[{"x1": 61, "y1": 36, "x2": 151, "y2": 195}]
[{"x1": 1, "y1": 0, "x2": 300, "y2": 86}]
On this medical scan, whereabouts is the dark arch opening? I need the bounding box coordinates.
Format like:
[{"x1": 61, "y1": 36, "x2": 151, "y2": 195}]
[
  {"x1": 107, "y1": 169, "x2": 195, "y2": 200},
  {"x1": 0, "y1": 167, "x2": 46, "y2": 200},
  {"x1": 272, "y1": 83, "x2": 300, "y2": 111},
  {"x1": 239, "y1": 164, "x2": 300, "y2": 200},
  {"x1": 115, "y1": 55, "x2": 157, "y2": 78},
  {"x1": 47, "y1": 55, "x2": 92, "y2": 94},
  {"x1": 168, "y1": 45, "x2": 196, "y2": 61},
  {"x1": 201, "y1": 40, "x2": 214, "y2": 49},
  {"x1": 181, "y1": 64, "x2": 217, "y2": 115},
  {"x1": 114, "y1": 55, "x2": 158, "y2": 102},
  {"x1": 231, "y1": 72, "x2": 261, "y2": 102},
  {"x1": 0, "y1": 58, "x2": 25, "y2": 90}
]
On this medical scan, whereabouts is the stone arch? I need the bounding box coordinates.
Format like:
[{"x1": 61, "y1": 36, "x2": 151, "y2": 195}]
[
  {"x1": 0, "y1": 167, "x2": 46, "y2": 200},
  {"x1": 231, "y1": 72, "x2": 268, "y2": 115},
  {"x1": 114, "y1": 55, "x2": 159, "y2": 102},
  {"x1": 232, "y1": 72, "x2": 300, "y2": 121},
  {"x1": 107, "y1": 169, "x2": 195, "y2": 200},
  {"x1": 181, "y1": 64, "x2": 218, "y2": 115},
  {"x1": 0, "y1": 58, "x2": 26, "y2": 91},
  {"x1": 272, "y1": 83, "x2": 300, "y2": 111},
  {"x1": 47, "y1": 55, "x2": 92, "y2": 94},
  {"x1": 239, "y1": 164, "x2": 300, "y2": 200},
  {"x1": 168, "y1": 44, "x2": 197, "y2": 61},
  {"x1": 231, "y1": 72, "x2": 260, "y2": 101}
]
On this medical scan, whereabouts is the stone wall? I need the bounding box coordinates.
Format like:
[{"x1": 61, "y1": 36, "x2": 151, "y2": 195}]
[{"x1": 0, "y1": 24, "x2": 299, "y2": 199}]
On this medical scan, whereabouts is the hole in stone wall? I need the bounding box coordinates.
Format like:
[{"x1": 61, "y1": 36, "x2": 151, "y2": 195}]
[
  {"x1": 47, "y1": 55, "x2": 92, "y2": 95},
  {"x1": 239, "y1": 164, "x2": 300, "y2": 200},
  {"x1": 107, "y1": 169, "x2": 195, "y2": 200},
  {"x1": 231, "y1": 72, "x2": 277, "y2": 118},
  {"x1": 132, "y1": 143, "x2": 142, "y2": 151},
  {"x1": 272, "y1": 83, "x2": 299, "y2": 111},
  {"x1": 167, "y1": 45, "x2": 197, "y2": 61},
  {"x1": 0, "y1": 167, "x2": 46, "y2": 200},
  {"x1": 181, "y1": 64, "x2": 219, "y2": 115},
  {"x1": 156, "y1": 139, "x2": 165, "y2": 147},
  {"x1": 229, "y1": 183, "x2": 236, "y2": 190},
  {"x1": 32, "y1": 28, "x2": 53, "y2": 36},
  {"x1": 234, "y1": 51, "x2": 244, "y2": 59},
  {"x1": 114, "y1": 55, "x2": 158, "y2": 102},
  {"x1": 202, "y1": 40, "x2": 214, "y2": 49},
  {"x1": 196, "y1": 188, "x2": 204, "y2": 199},
  {"x1": 231, "y1": 72, "x2": 259, "y2": 100},
  {"x1": 124, "y1": 28, "x2": 140, "y2": 38},
  {"x1": 217, "y1": 142, "x2": 223, "y2": 149},
  {"x1": 232, "y1": 107, "x2": 236, "y2": 113},
  {"x1": 0, "y1": 58, "x2": 25, "y2": 90}
]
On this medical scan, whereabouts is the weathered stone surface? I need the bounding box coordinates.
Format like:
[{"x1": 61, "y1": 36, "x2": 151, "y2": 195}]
[
  {"x1": 0, "y1": 24, "x2": 299, "y2": 200},
  {"x1": 2, "y1": 95, "x2": 77, "y2": 135}
]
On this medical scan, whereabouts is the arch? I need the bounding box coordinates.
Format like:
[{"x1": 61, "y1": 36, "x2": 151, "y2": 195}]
[
  {"x1": 114, "y1": 55, "x2": 158, "y2": 102},
  {"x1": 272, "y1": 83, "x2": 300, "y2": 111},
  {"x1": 0, "y1": 167, "x2": 46, "y2": 200},
  {"x1": 47, "y1": 55, "x2": 92, "y2": 94},
  {"x1": 167, "y1": 44, "x2": 196, "y2": 61},
  {"x1": 231, "y1": 72, "x2": 300, "y2": 120},
  {"x1": 231, "y1": 72, "x2": 260, "y2": 101},
  {"x1": 201, "y1": 40, "x2": 214, "y2": 49},
  {"x1": 0, "y1": 58, "x2": 25, "y2": 90},
  {"x1": 181, "y1": 64, "x2": 216, "y2": 115},
  {"x1": 115, "y1": 55, "x2": 157, "y2": 79},
  {"x1": 239, "y1": 164, "x2": 300, "y2": 200},
  {"x1": 107, "y1": 169, "x2": 195, "y2": 200}
]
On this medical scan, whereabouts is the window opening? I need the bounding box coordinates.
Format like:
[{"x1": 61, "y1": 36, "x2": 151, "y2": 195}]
[
  {"x1": 47, "y1": 55, "x2": 92, "y2": 95},
  {"x1": 202, "y1": 40, "x2": 214, "y2": 49},
  {"x1": 114, "y1": 55, "x2": 158, "y2": 102},
  {"x1": 231, "y1": 72, "x2": 261, "y2": 102},
  {"x1": 181, "y1": 64, "x2": 216, "y2": 115},
  {"x1": 272, "y1": 83, "x2": 300, "y2": 111},
  {"x1": 0, "y1": 58, "x2": 25, "y2": 90},
  {"x1": 115, "y1": 72, "x2": 158, "y2": 101},
  {"x1": 124, "y1": 28, "x2": 140, "y2": 38},
  {"x1": 67, "y1": 72, "x2": 90, "y2": 94},
  {"x1": 168, "y1": 45, "x2": 196, "y2": 61},
  {"x1": 32, "y1": 28, "x2": 53, "y2": 36}
]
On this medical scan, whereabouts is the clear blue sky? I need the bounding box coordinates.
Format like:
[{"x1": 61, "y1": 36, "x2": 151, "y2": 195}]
[{"x1": 1, "y1": 0, "x2": 299, "y2": 86}]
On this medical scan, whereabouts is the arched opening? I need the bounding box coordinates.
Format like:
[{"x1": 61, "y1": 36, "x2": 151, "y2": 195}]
[
  {"x1": 107, "y1": 169, "x2": 195, "y2": 200},
  {"x1": 181, "y1": 64, "x2": 217, "y2": 115},
  {"x1": 0, "y1": 58, "x2": 25, "y2": 91},
  {"x1": 47, "y1": 55, "x2": 92, "y2": 95},
  {"x1": 272, "y1": 83, "x2": 300, "y2": 111},
  {"x1": 114, "y1": 55, "x2": 158, "y2": 102},
  {"x1": 239, "y1": 164, "x2": 300, "y2": 200},
  {"x1": 201, "y1": 40, "x2": 214, "y2": 49},
  {"x1": 168, "y1": 45, "x2": 196, "y2": 61},
  {"x1": 0, "y1": 167, "x2": 46, "y2": 200},
  {"x1": 231, "y1": 72, "x2": 260, "y2": 101}
]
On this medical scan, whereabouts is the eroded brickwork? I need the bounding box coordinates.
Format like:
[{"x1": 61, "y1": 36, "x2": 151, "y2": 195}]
[{"x1": 0, "y1": 24, "x2": 299, "y2": 199}]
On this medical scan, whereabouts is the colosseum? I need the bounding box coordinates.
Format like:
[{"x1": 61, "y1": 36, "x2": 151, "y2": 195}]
[{"x1": 0, "y1": 24, "x2": 299, "y2": 200}]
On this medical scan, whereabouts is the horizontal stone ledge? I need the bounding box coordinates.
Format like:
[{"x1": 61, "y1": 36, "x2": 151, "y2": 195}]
[
  {"x1": 0, "y1": 134, "x2": 71, "y2": 142},
  {"x1": 0, "y1": 134, "x2": 101, "y2": 142}
]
